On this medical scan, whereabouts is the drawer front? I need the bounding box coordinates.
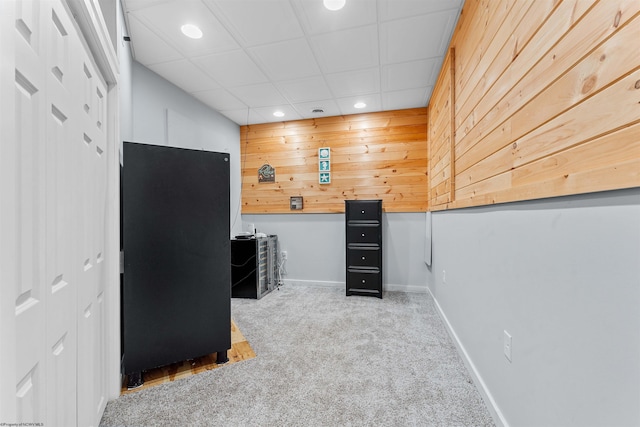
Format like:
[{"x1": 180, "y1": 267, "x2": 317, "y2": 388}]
[
  {"x1": 347, "y1": 224, "x2": 381, "y2": 244},
  {"x1": 347, "y1": 247, "x2": 381, "y2": 268},
  {"x1": 347, "y1": 269, "x2": 381, "y2": 292},
  {"x1": 346, "y1": 200, "x2": 381, "y2": 221}
]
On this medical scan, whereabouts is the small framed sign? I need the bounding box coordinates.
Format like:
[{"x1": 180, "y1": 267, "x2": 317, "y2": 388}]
[
  {"x1": 319, "y1": 172, "x2": 331, "y2": 184},
  {"x1": 319, "y1": 147, "x2": 330, "y2": 159},
  {"x1": 290, "y1": 196, "x2": 303, "y2": 210},
  {"x1": 319, "y1": 160, "x2": 330, "y2": 171},
  {"x1": 258, "y1": 164, "x2": 275, "y2": 183}
]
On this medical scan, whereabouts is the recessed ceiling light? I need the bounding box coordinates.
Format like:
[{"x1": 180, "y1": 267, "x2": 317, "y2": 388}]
[
  {"x1": 181, "y1": 24, "x2": 202, "y2": 39},
  {"x1": 354, "y1": 102, "x2": 366, "y2": 109},
  {"x1": 323, "y1": 0, "x2": 346, "y2": 11},
  {"x1": 273, "y1": 111, "x2": 285, "y2": 117}
]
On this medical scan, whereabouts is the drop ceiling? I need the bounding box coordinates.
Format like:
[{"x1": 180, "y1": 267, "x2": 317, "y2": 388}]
[{"x1": 121, "y1": 0, "x2": 463, "y2": 125}]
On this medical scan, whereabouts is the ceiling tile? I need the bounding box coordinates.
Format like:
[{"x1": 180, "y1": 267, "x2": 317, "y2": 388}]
[
  {"x1": 126, "y1": 14, "x2": 182, "y2": 65},
  {"x1": 251, "y1": 105, "x2": 302, "y2": 123},
  {"x1": 220, "y1": 108, "x2": 266, "y2": 126},
  {"x1": 380, "y1": 10, "x2": 458, "y2": 64},
  {"x1": 129, "y1": 0, "x2": 238, "y2": 57},
  {"x1": 381, "y1": 58, "x2": 439, "y2": 92},
  {"x1": 122, "y1": 0, "x2": 173, "y2": 12},
  {"x1": 292, "y1": 0, "x2": 377, "y2": 35},
  {"x1": 293, "y1": 100, "x2": 341, "y2": 119},
  {"x1": 229, "y1": 83, "x2": 287, "y2": 108},
  {"x1": 277, "y1": 76, "x2": 333, "y2": 103},
  {"x1": 325, "y1": 68, "x2": 380, "y2": 98},
  {"x1": 423, "y1": 86, "x2": 434, "y2": 104},
  {"x1": 191, "y1": 88, "x2": 246, "y2": 111},
  {"x1": 249, "y1": 38, "x2": 320, "y2": 82},
  {"x1": 378, "y1": 0, "x2": 463, "y2": 21},
  {"x1": 310, "y1": 25, "x2": 379, "y2": 74},
  {"x1": 194, "y1": 50, "x2": 268, "y2": 87},
  {"x1": 207, "y1": 0, "x2": 304, "y2": 46},
  {"x1": 336, "y1": 94, "x2": 382, "y2": 116},
  {"x1": 147, "y1": 59, "x2": 220, "y2": 93},
  {"x1": 382, "y1": 87, "x2": 429, "y2": 110}
]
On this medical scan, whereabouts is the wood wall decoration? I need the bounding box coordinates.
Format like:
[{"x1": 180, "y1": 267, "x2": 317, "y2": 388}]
[
  {"x1": 240, "y1": 108, "x2": 428, "y2": 214},
  {"x1": 318, "y1": 147, "x2": 331, "y2": 185},
  {"x1": 258, "y1": 164, "x2": 275, "y2": 183},
  {"x1": 428, "y1": 0, "x2": 640, "y2": 211}
]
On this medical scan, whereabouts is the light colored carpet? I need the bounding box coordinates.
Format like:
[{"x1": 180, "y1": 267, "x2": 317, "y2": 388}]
[{"x1": 100, "y1": 284, "x2": 495, "y2": 426}]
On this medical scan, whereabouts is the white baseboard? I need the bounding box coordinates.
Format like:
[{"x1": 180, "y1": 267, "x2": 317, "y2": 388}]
[
  {"x1": 385, "y1": 283, "x2": 428, "y2": 293},
  {"x1": 426, "y1": 287, "x2": 508, "y2": 427},
  {"x1": 282, "y1": 279, "x2": 428, "y2": 294},
  {"x1": 283, "y1": 279, "x2": 342, "y2": 288}
]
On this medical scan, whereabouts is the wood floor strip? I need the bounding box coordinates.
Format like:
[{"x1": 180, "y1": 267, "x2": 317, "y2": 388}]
[{"x1": 121, "y1": 320, "x2": 256, "y2": 395}]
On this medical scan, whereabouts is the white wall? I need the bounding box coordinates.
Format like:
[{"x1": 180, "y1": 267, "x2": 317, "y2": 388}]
[
  {"x1": 131, "y1": 62, "x2": 242, "y2": 236},
  {"x1": 98, "y1": 0, "x2": 117, "y2": 51},
  {"x1": 241, "y1": 212, "x2": 428, "y2": 292},
  {"x1": 427, "y1": 188, "x2": 640, "y2": 427},
  {"x1": 118, "y1": 0, "x2": 133, "y2": 150}
]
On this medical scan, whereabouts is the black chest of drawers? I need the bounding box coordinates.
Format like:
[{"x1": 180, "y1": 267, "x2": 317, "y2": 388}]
[{"x1": 345, "y1": 200, "x2": 382, "y2": 298}]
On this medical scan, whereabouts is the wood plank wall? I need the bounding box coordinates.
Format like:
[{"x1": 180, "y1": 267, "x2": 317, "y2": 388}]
[
  {"x1": 240, "y1": 108, "x2": 428, "y2": 214},
  {"x1": 428, "y1": 0, "x2": 640, "y2": 211},
  {"x1": 428, "y1": 49, "x2": 455, "y2": 207}
]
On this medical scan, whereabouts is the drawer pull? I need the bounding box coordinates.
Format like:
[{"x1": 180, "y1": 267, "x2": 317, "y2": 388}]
[
  {"x1": 361, "y1": 256, "x2": 366, "y2": 260},
  {"x1": 361, "y1": 210, "x2": 365, "y2": 214},
  {"x1": 361, "y1": 233, "x2": 365, "y2": 237},
  {"x1": 362, "y1": 279, "x2": 366, "y2": 283}
]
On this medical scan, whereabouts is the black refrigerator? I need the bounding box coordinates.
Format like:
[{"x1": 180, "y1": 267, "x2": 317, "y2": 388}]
[{"x1": 121, "y1": 141, "x2": 231, "y2": 379}]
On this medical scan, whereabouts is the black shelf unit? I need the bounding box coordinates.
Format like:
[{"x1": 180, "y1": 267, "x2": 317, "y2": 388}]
[
  {"x1": 345, "y1": 200, "x2": 382, "y2": 298},
  {"x1": 231, "y1": 236, "x2": 278, "y2": 299}
]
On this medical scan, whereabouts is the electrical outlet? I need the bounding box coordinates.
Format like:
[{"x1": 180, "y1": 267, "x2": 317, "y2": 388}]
[
  {"x1": 282, "y1": 251, "x2": 287, "y2": 260},
  {"x1": 442, "y1": 270, "x2": 446, "y2": 284},
  {"x1": 503, "y1": 330, "x2": 512, "y2": 362}
]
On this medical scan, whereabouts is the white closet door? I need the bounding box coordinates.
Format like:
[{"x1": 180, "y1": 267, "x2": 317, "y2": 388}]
[
  {"x1": 76, "y1": 39, "x2": 109, "y2": 427},
  {"x1": 0, "y1": 0, "x2": 18, "y2": 419},
  {"x1": 12, "y1": 0, "x2": 47, "y2": 422},
  {"x1": 1, "y1": 1, "x2": 111, "y2": 425},
  {"x1": 44, "y1": 2, "x2": 78, "y2": 425}
]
